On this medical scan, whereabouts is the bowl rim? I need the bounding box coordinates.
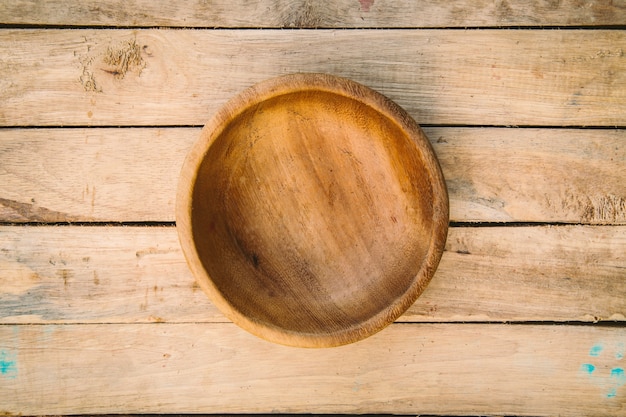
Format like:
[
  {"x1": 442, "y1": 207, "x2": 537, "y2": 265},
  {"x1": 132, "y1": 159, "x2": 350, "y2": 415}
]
[{"x1": 176, "y1": 73, "x2": 449, "y2": 348}]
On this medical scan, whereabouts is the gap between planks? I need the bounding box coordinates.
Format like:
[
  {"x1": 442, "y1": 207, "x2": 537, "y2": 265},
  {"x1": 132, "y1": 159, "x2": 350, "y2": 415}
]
[
  {"x1": 3, "y1": 24, "x2": 626, "y2": 30},
  {"x1": 2, "y1": 222, "x2": 624, "y2": 227}
]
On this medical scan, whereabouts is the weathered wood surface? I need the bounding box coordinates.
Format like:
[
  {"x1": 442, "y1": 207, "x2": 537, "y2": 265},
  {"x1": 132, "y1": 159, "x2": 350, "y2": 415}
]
[
  {"x1": 1, "y1": 225, "x2": 624, "y2": 324},
  {"x1": 1, "y1": 3, "x2": 625, "y2": 414},
  {"x1": 0, "y1": 128, "x2": 192, "y2": 223},
  {"x1": 1, "y1": 30, "x2": 626, "y2": 127},
  {"x1": 1, "y1": 0, "x2": 625, "y2": 28},
  {"x1": 1, "y1": 323, "x2": 625, "y2": 415},
  {"x1": 1, "y1": 128, "x2": 624, "y2": 224}
]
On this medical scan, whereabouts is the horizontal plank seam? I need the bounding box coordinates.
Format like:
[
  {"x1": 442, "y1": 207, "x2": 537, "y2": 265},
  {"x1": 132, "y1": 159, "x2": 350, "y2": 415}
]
[
  {"x1": 448, "y1": 221, "x2": 626, "y2": 228},
  {"x1": 0, "y1": 221, "x2": 177, "y2": 227},
  {"x1": 1, "y1": 24, "x2": 626, "y2": 30},
  {"x1": 420, "y1": 124, "x2": 626, "y2": 130},
  {"x1": 0, "y1": 321, "x2": 624, "y2": 327},
  {"x1": 0, "y1": 125, "x2": 206, "y2": 130},
  {"x1": 395, "y1": 321, "x2": 626, "y2": 327},
  {"x1": 2, "y1": 125, "x2": 626, "y2": 130},
  {"x1": 0, "y1": 221, "x2": 623, "y2": 227}
]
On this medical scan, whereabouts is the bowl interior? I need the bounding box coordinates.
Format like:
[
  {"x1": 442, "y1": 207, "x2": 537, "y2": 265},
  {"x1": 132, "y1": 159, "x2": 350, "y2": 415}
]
[{"x1": 180, "y1": 75, "x2": 448, "y2": 347}]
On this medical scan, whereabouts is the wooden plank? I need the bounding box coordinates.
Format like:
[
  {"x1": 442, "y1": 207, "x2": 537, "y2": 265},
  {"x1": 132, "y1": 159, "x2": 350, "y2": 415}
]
[
  {"x1": 438, "y1": 128, "x2": 626, "y2": 224},
  {"x1": 1, "y1": 128, "x2": 624, "y2": 224},
  {"x1": 1, "y1": 29, "x2": 625, "y2": 127},
  {"x1": 1, "y1": 225, "x2": 624, "y2": 324},
  {"x1": 0, "y1": 128, "x2": 193, "y2": 223},
  {"x1": 0, "y1": 323, "x2": 625, "y2": 415},
  {"x1": 1, "y1": 0, "x2": 625, "y2": 28}
]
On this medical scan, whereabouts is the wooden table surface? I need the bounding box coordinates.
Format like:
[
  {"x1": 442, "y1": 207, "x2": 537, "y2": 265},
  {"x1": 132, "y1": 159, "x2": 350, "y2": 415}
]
[{"x1": 1, "y1": 1, "x2": 625, "y2": 415}]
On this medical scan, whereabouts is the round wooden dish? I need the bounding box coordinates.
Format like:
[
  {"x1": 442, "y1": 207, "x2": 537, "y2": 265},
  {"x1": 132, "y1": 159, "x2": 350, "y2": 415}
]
[{"x1": 177, "y1": 73, "x2": 448, "y2": 348}]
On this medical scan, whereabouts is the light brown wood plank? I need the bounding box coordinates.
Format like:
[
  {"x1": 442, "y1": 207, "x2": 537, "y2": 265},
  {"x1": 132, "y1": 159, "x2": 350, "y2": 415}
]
[
  {"x1": 1, "y1": 128, "x2": 624, "y2": 224},
  {"x1": 0, "y1": 226, "x2": 211, "y2": 324},
  {"x1": 1, "y1": 29, "x2": 625, "y2": 127},
  {"x1": 0, "y1": 225, "x2": 624, "y2": 324},
  {"x1": 0, "y1": 128, "x2": 193, "y2": 223},
  {"x1": 439, "y1": 128, "x2": 626, "y2": 224},
  {"x1": 0, "y1": 323, "x2": 624, "y2": 415},
  {"x1": 1, "y1": 0, "x2": 625, "y2": 28}
]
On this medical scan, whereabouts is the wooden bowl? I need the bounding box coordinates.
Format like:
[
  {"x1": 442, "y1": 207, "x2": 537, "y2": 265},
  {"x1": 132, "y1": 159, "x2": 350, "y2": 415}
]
[{"x1": 177, "y1": 73, "x2": 448, "y2": 347}]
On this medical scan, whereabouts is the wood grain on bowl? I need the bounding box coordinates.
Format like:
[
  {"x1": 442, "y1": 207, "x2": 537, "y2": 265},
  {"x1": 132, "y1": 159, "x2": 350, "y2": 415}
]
[{"x1": 176, "y1": 74, "x2": 449, "y2": 347}]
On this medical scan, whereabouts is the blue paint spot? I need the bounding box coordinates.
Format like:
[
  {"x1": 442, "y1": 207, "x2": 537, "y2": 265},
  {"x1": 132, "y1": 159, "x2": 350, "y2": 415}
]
[
  {"x1": 589, "y1": 344, "x2": 604, "y2": 357},
  {"x1": 611, "y1": 367, "x2": 625, "y2": 381},
  {"x1": 580, "y1": 363, "x2": 595, "y2": 374},
  {"x1": 606, "y1": 368, "x2": 626, "y2": 399},
  {"x1": 0, "y1": 350, "x2": 17, "y2": 379},
  {"x1": 582, "y1": 343, "x2": 626, "y2": 399}
]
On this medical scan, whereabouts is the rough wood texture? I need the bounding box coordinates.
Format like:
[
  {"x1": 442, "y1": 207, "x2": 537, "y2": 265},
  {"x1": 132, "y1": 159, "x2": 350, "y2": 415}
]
[
  {"x1": 1, "y1": 226, "x2": 624, "y2": 324},
  {"x1": 0, "y1": 128, "x2": 192, "y2": 223},
  {"x1": 1, "y1": 323, "x2": 625, "y2": 416},
  {"x1": 1, "y1": 2, "x2": 625, "y2": 414},
  {"x1": 1, "y1": 0, "x2": 625, "y2": 27},
  {"x1": 176, "y1": 73, "x2": 449, "y2": 347},
  {"x1": 1, "y1": 128, "x2": 624, "y2": 224},
  {"x1": 1, "y1": 30, "x2": 625, "y2": 127}
]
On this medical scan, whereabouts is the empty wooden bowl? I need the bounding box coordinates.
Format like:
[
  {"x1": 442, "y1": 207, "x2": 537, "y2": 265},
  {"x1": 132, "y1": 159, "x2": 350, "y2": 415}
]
[{"x1": 177, "y1": 73, "x2": 448, "y2": 347}]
